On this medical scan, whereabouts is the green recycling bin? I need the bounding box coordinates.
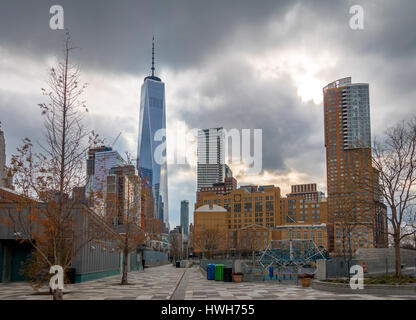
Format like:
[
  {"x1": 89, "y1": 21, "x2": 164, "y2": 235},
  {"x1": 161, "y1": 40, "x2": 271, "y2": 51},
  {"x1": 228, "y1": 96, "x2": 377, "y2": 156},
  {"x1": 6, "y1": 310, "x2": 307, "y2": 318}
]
[{"x1": 215, "y1": 264, "x2": 224, "y2": 281}]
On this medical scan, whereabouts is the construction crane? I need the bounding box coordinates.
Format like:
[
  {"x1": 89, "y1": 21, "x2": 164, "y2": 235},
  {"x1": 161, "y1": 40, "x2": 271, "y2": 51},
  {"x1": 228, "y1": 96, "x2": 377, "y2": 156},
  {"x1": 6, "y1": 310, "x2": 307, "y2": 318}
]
[{"x1": 111, "y1": 132, "x2": 122, "y2": 147}]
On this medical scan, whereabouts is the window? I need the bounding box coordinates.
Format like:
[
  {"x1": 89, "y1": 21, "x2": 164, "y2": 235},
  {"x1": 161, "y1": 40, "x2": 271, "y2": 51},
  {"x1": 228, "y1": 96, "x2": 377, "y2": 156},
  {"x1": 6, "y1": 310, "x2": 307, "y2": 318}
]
[
  {"x1": 266, "y1": 201, "x2": 274, "y2": 211},
  {"x1": 255, "y1": 202, "x2": 263, "y2": 212},
  {"x1": 244, "y1": 202, "x2": 252, "y2": 212}
]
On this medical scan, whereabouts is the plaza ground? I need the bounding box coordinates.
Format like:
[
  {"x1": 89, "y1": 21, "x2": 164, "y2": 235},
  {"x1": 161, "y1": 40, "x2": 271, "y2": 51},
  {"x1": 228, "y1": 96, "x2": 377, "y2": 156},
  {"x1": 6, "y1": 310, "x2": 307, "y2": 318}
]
[{"x1": 0, "y1": 264, "x2": 415, "y2": 300}]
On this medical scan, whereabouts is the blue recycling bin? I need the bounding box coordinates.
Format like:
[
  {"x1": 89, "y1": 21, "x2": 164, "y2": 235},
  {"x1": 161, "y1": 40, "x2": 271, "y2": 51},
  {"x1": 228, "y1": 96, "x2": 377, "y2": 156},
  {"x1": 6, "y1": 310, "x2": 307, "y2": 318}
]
[
  {"x1": 207, "y1": 264, "x2": 215, "y2": 280},
  {"x1": 269, "y1": 266, "x2": 274, "y2": 279},
  {"x1": 206, "y1": 264, "x2": 211, "y2": 280}
]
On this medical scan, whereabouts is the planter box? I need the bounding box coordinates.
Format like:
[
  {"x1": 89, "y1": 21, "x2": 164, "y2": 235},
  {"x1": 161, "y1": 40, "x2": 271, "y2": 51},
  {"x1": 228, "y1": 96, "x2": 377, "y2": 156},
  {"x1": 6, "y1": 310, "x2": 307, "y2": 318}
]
[
  {"x1": 232, "y1": 274, "x2": 243, "y2": 283},
  {"x1": 301, "y1": 278, "x2": 312, "y2": 287}
]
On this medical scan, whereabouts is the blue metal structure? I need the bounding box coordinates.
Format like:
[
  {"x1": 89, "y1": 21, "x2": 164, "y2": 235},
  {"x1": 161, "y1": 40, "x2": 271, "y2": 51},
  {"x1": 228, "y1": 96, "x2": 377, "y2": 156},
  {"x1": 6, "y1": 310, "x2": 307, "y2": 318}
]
[{"x1": 253, "y1": 239, "x2": 329, "y2": 281}]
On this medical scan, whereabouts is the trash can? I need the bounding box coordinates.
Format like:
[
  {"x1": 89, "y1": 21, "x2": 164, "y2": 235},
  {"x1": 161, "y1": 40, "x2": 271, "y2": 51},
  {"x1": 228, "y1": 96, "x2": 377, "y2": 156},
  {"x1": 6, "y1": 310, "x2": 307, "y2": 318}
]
[
  {"x1": 207, "y1": 264, "x2": 215, "y2": 280},
  {"x1": 224, "y1": 267, "x2": 233, "y2": 282},
  {"x1": 215, "y1": 264, "x2": 224, "y2": 281},
  {"x1": 65, "y1": 268, "x2": 76, "y2": 284},
  {"x1": 269, "y1": 266, "x2": 274, "y2": 279},
  {"x1": 176, "y1": 260, "x2": 181, "y2": 268}
]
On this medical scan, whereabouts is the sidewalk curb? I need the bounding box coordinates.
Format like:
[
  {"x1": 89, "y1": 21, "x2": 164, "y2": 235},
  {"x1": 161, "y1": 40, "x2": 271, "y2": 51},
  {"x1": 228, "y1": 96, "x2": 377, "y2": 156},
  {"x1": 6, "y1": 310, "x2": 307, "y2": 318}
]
[{"x1": 169, "y1": 262, "x2": 194, "y2": 300}]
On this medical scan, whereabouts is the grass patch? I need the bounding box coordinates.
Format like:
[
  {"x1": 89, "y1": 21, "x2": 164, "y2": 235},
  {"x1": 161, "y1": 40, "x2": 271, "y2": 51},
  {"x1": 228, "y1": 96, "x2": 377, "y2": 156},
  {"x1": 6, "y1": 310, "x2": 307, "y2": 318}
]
[{"x1": 326, "y1": 274, "x2": 416, "y2": 285}]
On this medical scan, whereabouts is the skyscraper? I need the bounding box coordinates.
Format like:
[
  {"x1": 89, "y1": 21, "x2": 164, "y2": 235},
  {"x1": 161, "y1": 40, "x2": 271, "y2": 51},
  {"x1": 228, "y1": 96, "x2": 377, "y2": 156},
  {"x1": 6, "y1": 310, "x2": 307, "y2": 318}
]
[
  {"x1": 323, "y1": 77, "x2": 386, "y2": 253},
  {"x1": 106, "y1": 165, "x2": 141, "y2": 227},
  {"x1": 0, "y1": 128, "x2": 6, "y2": 188},
  {"x1": 86, "y1": 146, "x2": 124, "y2": 199},
  {"x1": 0, "y1": 127, "x2": 12, "y2": 189},
  {"x1": 137, "y1": 38, "x2": 169, "y2": 229},
  {"x1": 180, "y1": 200, "x2": 189, "y2": 236},
  {"x1": 197, "y1": 128, "x2": 232, "y2": 192}
]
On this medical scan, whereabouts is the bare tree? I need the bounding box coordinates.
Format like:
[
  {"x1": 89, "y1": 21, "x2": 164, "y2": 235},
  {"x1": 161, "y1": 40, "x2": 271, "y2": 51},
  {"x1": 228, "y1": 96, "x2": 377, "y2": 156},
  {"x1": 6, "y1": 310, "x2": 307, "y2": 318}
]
[
  {"x1": 169, "y1": 231, "x2": 182, "y2": 261},
  {"x1": 400, "y1": 231, "x2": 416, "y2": 250},
  {"x1": 193, "y1": 228, "x2": 225, "y2": 258},
  {"x1": 99, "y1": 154, "x2": 146, "y2": 285},
  {"x1": 237, "y1": 228, "x2": 259, "y2": 259},
  {"x1": 145, "y1": 215, "x2": 163, "y2": 242},
  {"x1": 328, "y1": 194, "x2": 370, "y2": 260},
  {"x1": 3, "y1": 32, "x2": 102, "y2": 300},
  {"x1": 372, "y1": 117, "x2": 416, "y2": 277}
]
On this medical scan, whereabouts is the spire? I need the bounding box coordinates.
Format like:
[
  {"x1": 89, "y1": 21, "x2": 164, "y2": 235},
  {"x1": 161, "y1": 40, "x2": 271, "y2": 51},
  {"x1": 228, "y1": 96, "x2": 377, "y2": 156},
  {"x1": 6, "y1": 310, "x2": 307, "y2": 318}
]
[
  {"x1": 144, "y1": 36, "x2": 161, "y2": 82},
  {"x1": 151, "y1": 36, "x2": 155, "y2": 77}
]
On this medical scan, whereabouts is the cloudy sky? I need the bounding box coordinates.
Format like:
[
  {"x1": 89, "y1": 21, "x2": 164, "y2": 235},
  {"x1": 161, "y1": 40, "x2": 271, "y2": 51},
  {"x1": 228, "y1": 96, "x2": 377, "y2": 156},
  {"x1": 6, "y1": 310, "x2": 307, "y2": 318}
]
[{"x1": 1, "y1": 0, "x2": 415, "y2": 228}]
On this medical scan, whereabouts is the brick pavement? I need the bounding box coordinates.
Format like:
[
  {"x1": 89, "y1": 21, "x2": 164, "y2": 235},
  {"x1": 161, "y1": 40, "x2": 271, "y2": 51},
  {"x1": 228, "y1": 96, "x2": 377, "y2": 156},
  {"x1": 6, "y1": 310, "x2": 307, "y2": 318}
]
[
  {"x1": 0, "y1": 264, "x2": 184, "y2": 300},
  {"x1": 0, "y1": 264, "x2": 414, "y2": 300}
]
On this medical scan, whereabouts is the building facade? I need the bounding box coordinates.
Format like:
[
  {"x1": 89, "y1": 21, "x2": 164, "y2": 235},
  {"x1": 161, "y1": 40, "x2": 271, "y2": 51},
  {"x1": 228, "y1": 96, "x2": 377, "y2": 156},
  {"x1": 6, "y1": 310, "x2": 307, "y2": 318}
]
[
  {"x1": 193, "y1": 204, "x2": 229, "y2": 254},
  {"x1": 197, "y1": 128, "x2": 232, "y2": 192},
  {"x1": 86, "y1": 146, "x2": 124, "y2": 201},
  {"x1": 197, "y1": 177, "x2": 237, "y2": 202},
  {"x1": 323, "y1": 77, "x2": 387, "y2": 254},
  {"x1": 273, "y1": 224, "x2": 328, "y2": 249},
  {"x1": 105, "y1": 165, "x2": 141, "y2": 227},
  {"x1": 286, "y1": 183, "x2": 325, "y2": 202},
  {"x1": 194, "y1": 185, "x2": 329, "y2": 253},
  {"x1": 137, "y1": 39, "x2": 169, "y2": 230}
]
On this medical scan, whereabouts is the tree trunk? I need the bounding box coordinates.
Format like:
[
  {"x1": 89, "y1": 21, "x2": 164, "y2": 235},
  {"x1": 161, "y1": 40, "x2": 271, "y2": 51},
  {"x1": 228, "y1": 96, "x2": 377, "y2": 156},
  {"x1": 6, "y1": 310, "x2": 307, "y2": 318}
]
[
  {"x1": 394, "y1": 236, "x2": 402, "y2": 278},
  {"x1": 121, "y1": 248, "x2": 128, "y2": 285},
  {"x1": 53, "y1": 288, "x2": 63, "y2": 300}
]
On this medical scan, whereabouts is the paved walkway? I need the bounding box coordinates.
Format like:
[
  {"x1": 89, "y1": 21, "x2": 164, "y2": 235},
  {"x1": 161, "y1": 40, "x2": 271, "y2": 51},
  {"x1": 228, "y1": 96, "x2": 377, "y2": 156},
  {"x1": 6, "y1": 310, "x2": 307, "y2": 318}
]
[
  {"x1": 183, "y1": 266, "x2": 416, "y2": 300},
  {"x1": 0, "y1": 264, "x2": 185, "y2": 300},
  {"x1": 1, "y1": 264, "x2": 415, "y2": 300}
]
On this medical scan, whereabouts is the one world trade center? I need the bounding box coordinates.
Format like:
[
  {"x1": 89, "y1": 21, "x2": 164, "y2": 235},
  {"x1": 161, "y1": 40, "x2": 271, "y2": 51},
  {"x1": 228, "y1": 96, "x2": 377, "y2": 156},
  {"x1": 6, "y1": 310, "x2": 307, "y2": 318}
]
[{"x1": 137, "y1": 38, "x2": 169, "y2": 230}]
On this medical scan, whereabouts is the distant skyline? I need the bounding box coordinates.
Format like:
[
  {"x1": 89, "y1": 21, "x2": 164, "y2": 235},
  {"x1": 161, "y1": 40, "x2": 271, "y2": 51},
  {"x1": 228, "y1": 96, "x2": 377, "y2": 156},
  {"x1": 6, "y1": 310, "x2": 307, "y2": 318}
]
[{"x1": 1, "y1": 1, "x2": 416, "y2": 228}]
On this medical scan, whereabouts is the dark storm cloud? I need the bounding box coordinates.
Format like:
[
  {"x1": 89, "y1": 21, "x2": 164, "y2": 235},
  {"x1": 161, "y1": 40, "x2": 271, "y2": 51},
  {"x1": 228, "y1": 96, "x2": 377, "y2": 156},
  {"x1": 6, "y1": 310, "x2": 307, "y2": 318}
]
[
  {"x1": 2, "y1": 0, "x2": 416, "y2": 225},
  {"x1": 178, "y1": 57, "x2": 319, "y2": 173},
  {"x1": 0, "y1": 0, "x2": 294, "y2": 74},
  {"x1": 0, "y1": 89, "x2": 44, "y2": 151},
  {"x1": 1, "y1": 0, "x2": 415, "y2": 160}
]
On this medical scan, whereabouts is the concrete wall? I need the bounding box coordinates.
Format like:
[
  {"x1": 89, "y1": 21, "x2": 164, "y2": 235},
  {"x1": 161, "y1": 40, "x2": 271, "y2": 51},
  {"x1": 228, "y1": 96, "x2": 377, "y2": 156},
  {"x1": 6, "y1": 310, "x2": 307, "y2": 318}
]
[
  {"x1": 0, "y1": 203, "x2": 31, "y2": 240},
  {"x1": 1, "y1": 201, "x2": 170, "y2": 283},
  {"x1": 355, "y1": 248, "x2": 416, "y2": 267},
  {"x1": 143, "y1": 250, "x2": 169, "y2": 267},
  {"x1": 71, "y1": 241, "x2": 121, "y2": 282},
  {"x1": 326, "y1": 248, "x2": 416, "y2": 278}
]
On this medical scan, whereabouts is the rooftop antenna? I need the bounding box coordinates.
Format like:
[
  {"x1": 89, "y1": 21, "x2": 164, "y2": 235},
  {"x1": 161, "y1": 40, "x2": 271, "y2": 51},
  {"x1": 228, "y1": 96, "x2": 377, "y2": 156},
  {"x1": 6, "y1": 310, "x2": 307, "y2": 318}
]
[{"x1": 151, "y1": 36, "x2": 155, "y2": 77}]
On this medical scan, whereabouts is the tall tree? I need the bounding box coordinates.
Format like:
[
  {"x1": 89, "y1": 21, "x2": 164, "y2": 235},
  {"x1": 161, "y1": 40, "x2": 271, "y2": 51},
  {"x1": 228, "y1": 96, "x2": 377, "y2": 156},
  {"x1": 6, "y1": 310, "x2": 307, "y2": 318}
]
[
  {"x1": 5, "y1": 32, "x2": 101, "y2": 299},
  {"x1": 372, "y1": 117, "x2": 416, "y2": 277},
  {"x1": 101, "y1": 156, "x2": 146, "y2": 285},
  {"x1": 193, "y1": 227, "x2": 225, "y2": 258},
  {"x1": 169, "y1": 231, "x2": 183, "y2": 261}
]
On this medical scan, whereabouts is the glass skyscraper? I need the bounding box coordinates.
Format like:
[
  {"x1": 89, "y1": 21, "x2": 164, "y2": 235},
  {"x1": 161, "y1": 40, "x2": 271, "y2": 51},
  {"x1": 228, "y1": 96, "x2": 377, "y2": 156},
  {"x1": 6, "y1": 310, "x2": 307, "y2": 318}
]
[
  {"x1": 180, "y1": 200, "x2": 189, "y2": 236},
  {"x1": 323, "y1": 77, "x2": 387, "y2": 252},
  {"x1": 137, "y1": 39, "x2": 169, "y2": 229},
  {"x1": 0, "y1": 128, "x2": 6, "y2": 188}
]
